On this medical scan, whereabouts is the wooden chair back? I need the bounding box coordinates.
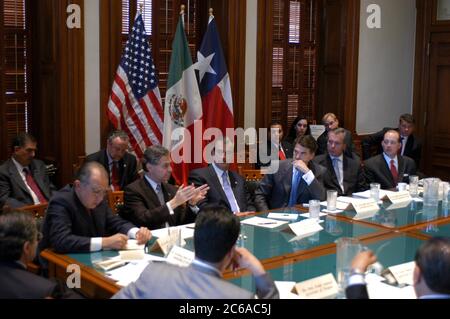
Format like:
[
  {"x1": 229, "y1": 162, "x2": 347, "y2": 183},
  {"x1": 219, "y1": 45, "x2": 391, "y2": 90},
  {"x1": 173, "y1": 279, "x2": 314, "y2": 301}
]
[{"x1": 107, "y1": 190, "x2": 124, "y2": 215}]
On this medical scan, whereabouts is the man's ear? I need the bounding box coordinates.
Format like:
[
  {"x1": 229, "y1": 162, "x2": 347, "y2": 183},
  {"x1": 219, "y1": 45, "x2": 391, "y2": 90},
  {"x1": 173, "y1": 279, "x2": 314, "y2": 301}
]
[
  {"x1": 413, "y1": 265, "x2": 421, "y2": 285},
  {"x1": 22, "y1": 240, "x2": 32, "y2": 260}
]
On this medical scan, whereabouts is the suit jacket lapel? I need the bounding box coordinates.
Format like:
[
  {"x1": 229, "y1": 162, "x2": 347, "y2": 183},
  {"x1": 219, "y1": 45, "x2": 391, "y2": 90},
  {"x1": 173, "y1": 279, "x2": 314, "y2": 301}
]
[
  {"x1": 325, "y1": 156, "x2": 340, "y2": 190},
  {"x1": 282, "y1": 163, "x2": 293, "y2": 198},
  {"x1": 101, "y1": 150, "x2": 111, "y2": 184},
  {"x1": 380, "y1": 156, "x2": 395, "y2": 185},
  {"x1": 74, "y1": 191, "x2": 97, "y2": 236},
  {"x1": 208, "y1": 166, "x2": 229, "y2": 205},
  {"x1": 30, "y1": 161, "x2": 49, "y2": 199},
  {"x1": 142, "y1": 178, "x2": 162, "y2": 207},
  {"x1": 397, "y1": 156, "x2": 405, "y2": 181},
  {"x1": 7, "y1": 160, "x2": 31, "y2": 199}
]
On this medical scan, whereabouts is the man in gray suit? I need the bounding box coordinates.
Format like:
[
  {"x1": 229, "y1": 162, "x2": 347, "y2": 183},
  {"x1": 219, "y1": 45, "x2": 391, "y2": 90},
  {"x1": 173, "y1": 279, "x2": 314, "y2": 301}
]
[
  {"x1": 0, "y1": 133, "x2": 55, "y2": 209},
  {"x1": 112, "y1": 205, "x2": 279, "y2": 299},
  {"x1": 314, "y1": 128, "x2": 367, "y2": 196},
  {"x1": 364, "y1": 130, "x2": 416, "y2": 190},
  {"x1": 254, "y1": 135, "x2": 326, "y2": 211}
]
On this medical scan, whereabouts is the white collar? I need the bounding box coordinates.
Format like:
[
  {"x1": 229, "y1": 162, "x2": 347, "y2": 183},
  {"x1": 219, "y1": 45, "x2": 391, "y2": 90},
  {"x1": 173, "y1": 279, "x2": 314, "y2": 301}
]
[
  {"x1": 11, "y1": 157, "x2": 28, "y2": 173},
  {"x1": 192, "y1": 258, "x2": 222, "y2": 277}
]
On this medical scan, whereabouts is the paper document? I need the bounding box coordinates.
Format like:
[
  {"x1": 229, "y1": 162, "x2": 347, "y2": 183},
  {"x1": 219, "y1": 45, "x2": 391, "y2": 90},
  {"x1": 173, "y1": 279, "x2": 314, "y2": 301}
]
[
  {"x1": 267, "y1": 213, "x2": 299, "y2": 221},
  {"x1": 241, "y1": 216, "x2": 289, "y2": 228},
  {"x1": 287, "y1": 218, "x2": 323, "y2": 241},
  {"x1": 106, "y1": 260, "x2": 150, "y2": 287},
  {"x1": 123, "y1": 239, "x2": 145, "y2": 250},
  {"x1": 388, "y1": 261, "x2": 415, "y2": 286},
  {"x1": 165, "y1": 246, "x2": 195, "y2": 267}
]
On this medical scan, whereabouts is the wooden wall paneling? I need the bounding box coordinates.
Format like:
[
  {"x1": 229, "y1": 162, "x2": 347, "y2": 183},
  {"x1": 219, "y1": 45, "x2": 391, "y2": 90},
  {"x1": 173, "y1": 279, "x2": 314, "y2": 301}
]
[
  {"x1": 100, "y1": 0, "x2": 122, "y2": 148},
  {"x1": 255, "y1": 1, "x2": 273, "y2": 130},
  {"x1": 318, "y1": 0, "x2": 359, "y2": 132},
  {"x1": 0, "y1": 0, "x2": 5, "y2": 159},
  {"x1": 31, "y1": 0, "x2": 85, "y2": 186},
  {"x1": 342, "y1": 0, "x2": 360, "y2": 133}
]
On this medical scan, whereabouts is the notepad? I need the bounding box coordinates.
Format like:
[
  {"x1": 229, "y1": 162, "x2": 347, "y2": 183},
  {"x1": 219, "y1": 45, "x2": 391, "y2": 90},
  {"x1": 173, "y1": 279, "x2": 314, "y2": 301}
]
[{"x1": 240, "y1": 216, "x2": 288, "y2": 228}]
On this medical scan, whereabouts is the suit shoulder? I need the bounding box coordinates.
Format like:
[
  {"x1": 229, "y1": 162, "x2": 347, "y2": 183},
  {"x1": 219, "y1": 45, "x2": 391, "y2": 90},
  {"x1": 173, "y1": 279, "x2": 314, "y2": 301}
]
[{"x1": 85, "y1": 150, "x2": 103, "y2": 162}]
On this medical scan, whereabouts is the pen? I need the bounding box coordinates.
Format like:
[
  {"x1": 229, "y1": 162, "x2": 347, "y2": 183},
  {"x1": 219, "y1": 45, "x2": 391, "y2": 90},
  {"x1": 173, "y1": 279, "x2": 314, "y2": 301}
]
[{"x1": 258, "y1": 222, "x2": 277, "y2": 225}]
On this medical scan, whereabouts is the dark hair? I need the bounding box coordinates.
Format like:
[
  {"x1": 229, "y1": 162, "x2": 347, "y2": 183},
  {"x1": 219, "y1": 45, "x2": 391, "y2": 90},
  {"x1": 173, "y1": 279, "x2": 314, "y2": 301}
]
[
  {"x1": 399, "y1": 113, "x2": 415, "y2": 124},
  {"x1": 107, "y1": 130, "x2": 129, "y2": 143},
  {"x1": 76, "y1": 161, "x2": 108, "y2": 184},
  {"x1": 269, "y1": 120, "x2": 283, "y2": 128},
  {"x1": 194, "y1": 205, "x2": 240, "y2": 263},
  {"x1": 142, "y1": 145, "x2": 169, "y2": 172},
  {"x1": 294, "y1": 135, "x2": 318, "y2": 153},
  {"x1": 11, "y1": 132, "x2": 36, "y2": 152},
  {"x1": 415, "y1": 237, "x2": 450, "y2": 294},
  {"x1": 0, "y1": 211, "x2": 37, "y2": 261},
  {"x1": 287, "y1": 116, "x2": 311, "y2": 141}
]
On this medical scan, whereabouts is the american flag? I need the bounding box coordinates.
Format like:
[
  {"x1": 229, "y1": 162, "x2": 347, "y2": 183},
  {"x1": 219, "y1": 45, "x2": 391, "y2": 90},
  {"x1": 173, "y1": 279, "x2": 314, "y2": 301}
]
[{"x1": 107, "y1": 12, "x2": 163, "y2": 158}]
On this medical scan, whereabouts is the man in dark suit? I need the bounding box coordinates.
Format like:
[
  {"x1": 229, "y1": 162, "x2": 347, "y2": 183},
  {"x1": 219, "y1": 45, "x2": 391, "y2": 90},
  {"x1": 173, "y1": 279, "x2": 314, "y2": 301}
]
[
  {"x1": 121, "y1": 146, "x2": 209, "y2": 230},
  {"x1": 361, "y1": 113, "x2": 422, "y2": 167},
  {"x1": 0, "y1": 211, "x2": 80, "y2": 298},
  {"x1": 346, "y1": 237, "x2": 450, "y2": 299},
  {"x1": 38, "y1": 162, "x2": 151, "y2": 254},
  {"x1": 85, "y1": 130, "x2": 138, "y2": 191},
  {"x1": 316, "y1": 113, "x2": 357, "y2": 159},
  {"x1": 0, "y1": 132, "x2": 55, "y2": 209},
  {"x1": 256, "y1": 121, "x2": 293, "y2": 169},
  {"x1": 113, "y1": 205, "x2": 279, "y2": 299},
  {"x1": 254, "y1": 135, "x2": 326, "y2": 211},
  {"x1": 364, "y1": 130, "x2": 416, "y2": 190},
  {"x1": 314, "y1": 128, "x2": 367, "y2": 196},
  {"x1": 189, "y1": 138, "x2": 255, "y2": 214}
]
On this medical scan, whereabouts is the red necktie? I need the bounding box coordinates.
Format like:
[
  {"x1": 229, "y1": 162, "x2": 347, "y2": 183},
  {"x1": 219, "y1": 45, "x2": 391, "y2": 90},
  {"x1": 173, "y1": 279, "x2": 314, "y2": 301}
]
[
  {"x1": 278, "y1": 147, "x2": 286, "y2": 160},
  {"x1": 23, "y1": 168, "x2": 47, "y2": 204},
  {"x1": 111, "y1": 161, "x2": 121, "y2": 191},
  {"x1": 390, "y1": 159, "x2": 398, "y2": 183}
]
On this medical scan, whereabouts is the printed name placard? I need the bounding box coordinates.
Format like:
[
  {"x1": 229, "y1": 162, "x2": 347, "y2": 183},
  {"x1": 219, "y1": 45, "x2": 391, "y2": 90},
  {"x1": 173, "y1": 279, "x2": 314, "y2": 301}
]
[
  {"x1": 385, "y1": 191, "x2": 412, "y2": 204},
  {"x1": 292, "y1": 273, "x2": 339, "y2": 299},
  {"x1": 388, "y1": 261, "x2": 416, "y2": 286},
  {"x1": 166, "y1": 246, "x2": 195, "y2": 267}
]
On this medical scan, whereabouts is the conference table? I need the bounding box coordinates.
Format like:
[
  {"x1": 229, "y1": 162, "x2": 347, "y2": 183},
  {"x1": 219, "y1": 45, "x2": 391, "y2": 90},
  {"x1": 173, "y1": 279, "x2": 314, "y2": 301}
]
[{"x1": 40, "y1": 199, "x2": 450, "y2": 299}]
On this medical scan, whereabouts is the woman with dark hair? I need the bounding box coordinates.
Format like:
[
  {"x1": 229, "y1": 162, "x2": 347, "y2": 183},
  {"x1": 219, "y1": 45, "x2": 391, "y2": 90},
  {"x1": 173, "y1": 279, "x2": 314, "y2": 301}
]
[{"x1": 285, "y1": 116, "x2": 311, "y2": 145}]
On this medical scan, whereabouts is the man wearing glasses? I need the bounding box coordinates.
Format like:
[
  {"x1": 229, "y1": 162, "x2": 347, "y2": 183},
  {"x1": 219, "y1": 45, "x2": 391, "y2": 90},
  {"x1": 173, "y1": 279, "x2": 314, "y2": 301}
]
[
  {"x1": 39, "y1": 161, "x2": 152, "y2": 255},
  {"x1": 316, "y1": 113, "x2": 357, "y2": 159},
  {"x1": 0, "y1": 211, "x2": 80, "y2": 298}
]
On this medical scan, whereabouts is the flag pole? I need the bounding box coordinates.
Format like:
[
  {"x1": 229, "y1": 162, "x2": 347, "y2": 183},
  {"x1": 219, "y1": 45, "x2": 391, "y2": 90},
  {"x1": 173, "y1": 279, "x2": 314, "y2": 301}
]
[
  {"x1": 208, "y1": 7, "x2": 214, "y2": 24},
  {"x1": 180, "y1": 4, "x2": 185, "y2": 28},
  {"x1": 139, "y1": 3, "x2": 143, "y2": 14}
]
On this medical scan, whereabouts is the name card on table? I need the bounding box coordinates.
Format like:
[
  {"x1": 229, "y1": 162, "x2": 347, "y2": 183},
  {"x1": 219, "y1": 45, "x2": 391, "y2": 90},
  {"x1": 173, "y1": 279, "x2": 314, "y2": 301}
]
[
  {"x1": 151, "y1": 231, "x2": 185, "y2": 256},
  {"x1": 166, "y1": 246, "x2": 195, "y2": 267},
  {"x1": 388, "y1": 261, "x2": 416, "y2": 286},
  {"x1": 286, "y1": 219, "x2": 323, "y2": 241},
  {"x1": 336, "y1": 197, "x2": 380, "y2": 214},
  {"x1": 292, "y1": 273, "x2": 339, "y2": 299},
  {"x1": 385, "y1": 191, "x2": 412, "y2": 203}
]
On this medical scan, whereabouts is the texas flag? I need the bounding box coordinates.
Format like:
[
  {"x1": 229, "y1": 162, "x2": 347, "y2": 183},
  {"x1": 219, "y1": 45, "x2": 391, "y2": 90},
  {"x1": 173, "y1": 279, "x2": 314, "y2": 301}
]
[{"x1": 194, "y1": 15, "x2": 235, "y2": 141}]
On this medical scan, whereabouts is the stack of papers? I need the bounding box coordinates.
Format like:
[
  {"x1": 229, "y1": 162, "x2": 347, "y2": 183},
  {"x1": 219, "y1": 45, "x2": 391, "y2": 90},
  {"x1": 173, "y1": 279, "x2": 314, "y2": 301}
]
[
  {"x1": 241, "y1": 216, "x2": 289, "y2": 228},
  {"x1": 106, "y1": 260, "x2": 150, "y2": 287}
]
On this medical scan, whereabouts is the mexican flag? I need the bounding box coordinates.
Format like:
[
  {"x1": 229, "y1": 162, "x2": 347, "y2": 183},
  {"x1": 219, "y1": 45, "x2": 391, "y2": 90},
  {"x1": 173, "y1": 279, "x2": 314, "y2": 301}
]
[{"x1": 163, "y1": 15, "x2": 203, "y2": 185}]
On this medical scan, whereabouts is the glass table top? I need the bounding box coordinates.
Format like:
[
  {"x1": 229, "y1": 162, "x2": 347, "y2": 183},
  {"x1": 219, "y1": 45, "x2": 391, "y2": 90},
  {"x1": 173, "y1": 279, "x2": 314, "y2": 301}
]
[
  {"x1": 66, "y1": 209, "x2": 381, "y2": 271},
  {"x1": 230, "y1": 234, "x2": 425, "y2": 291},
  {"x1": 339, "y1": 201, "x2": 450, "y2": 229}
]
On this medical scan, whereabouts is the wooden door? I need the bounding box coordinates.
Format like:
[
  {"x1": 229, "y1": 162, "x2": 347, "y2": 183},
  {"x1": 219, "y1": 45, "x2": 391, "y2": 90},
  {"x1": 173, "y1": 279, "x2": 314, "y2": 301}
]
[{"x1": 424, "y1": 32, "x2": 450, "y2": 179}]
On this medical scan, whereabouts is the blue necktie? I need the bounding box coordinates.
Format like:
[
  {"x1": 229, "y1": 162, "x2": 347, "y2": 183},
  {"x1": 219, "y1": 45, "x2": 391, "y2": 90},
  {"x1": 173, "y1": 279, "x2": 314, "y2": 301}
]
[
  {"x1": 288, "y1": 169, "x2": 301, "y2": 207},
  {"x1": 222, "y1": 171, "x2": 239, "y2": 213}
]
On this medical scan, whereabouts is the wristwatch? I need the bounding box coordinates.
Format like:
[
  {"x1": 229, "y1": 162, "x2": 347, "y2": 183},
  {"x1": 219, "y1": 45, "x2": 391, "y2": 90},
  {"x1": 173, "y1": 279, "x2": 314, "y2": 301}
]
[{"x1": 350, "y1": 268, "x2": 365, "y2": 276}]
